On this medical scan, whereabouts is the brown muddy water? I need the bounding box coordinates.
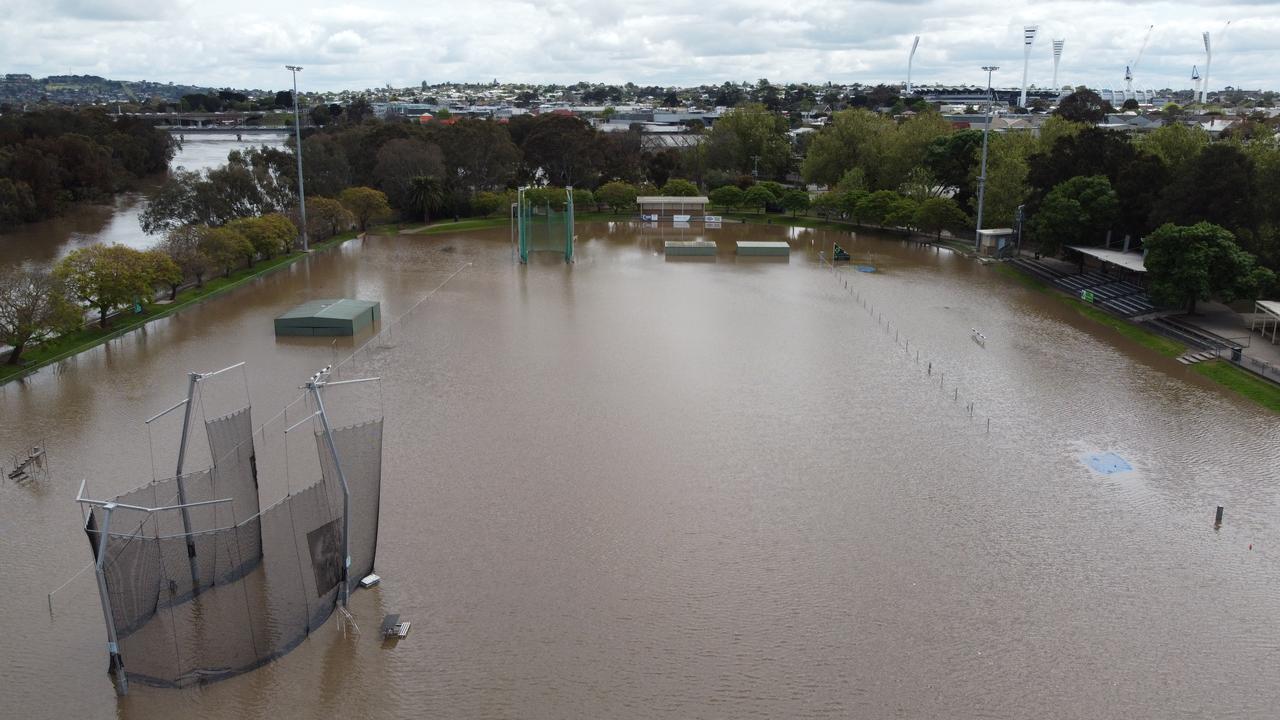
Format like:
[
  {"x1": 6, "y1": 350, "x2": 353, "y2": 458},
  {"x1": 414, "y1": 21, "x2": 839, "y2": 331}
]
[{"x1": 0, "y1": 221, "x2": 1277, "y2": 719}]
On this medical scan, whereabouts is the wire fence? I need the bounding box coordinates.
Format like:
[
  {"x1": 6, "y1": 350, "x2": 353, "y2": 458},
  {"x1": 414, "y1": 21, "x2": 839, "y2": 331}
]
[{"x1": 818, "y1": 249, "x2": 994, "y2": 435}]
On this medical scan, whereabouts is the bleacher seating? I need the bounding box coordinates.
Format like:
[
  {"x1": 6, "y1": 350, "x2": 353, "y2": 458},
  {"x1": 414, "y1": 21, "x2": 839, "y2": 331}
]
[{"x1": 1006, "y1": 258, "x2": 1159, "y2": 318}]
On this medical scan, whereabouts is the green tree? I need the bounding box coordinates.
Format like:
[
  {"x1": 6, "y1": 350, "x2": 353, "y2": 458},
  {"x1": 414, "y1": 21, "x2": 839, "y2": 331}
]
[
  {"x1": 304, "y1": 198, "x2": 350, "y2": 241},
  {"x1": 436, "y1": 118, "x2": 520, "y2": 192},
  {"x1": 705, "y1": 103, "x2": 791, "y2": 178},
  {"x1": 840, "y1": 189, "x2": 869, "y2": 223},
  {"x1": 708, "y1": 185, "x2": 744, "y2": 211},
  {"x1": 571, "y1": 187, "x2": 594, "y2": 210},
  {"x1": 1027, "y1": 175, "x2": 1120, "y2": 255},
  {"x1": 884, "y1": 196, "x2": 919, "y2": 229},
  {"x1": 856, "y1": 190, "x2": 901, "y2": 226},
  {"x1": 199, "y1": 227, "x2": 253, "y2": 278},
  {"x1": 143, "y1": 249, "x2": 183, "y2": 301},
  {"x1": 596, "y1": 181, "x2": 639, "y2": 213},
  {"x1": 54, "y1": 245, "x2": 159, "y2": 328},
  {"x1": 800, "y1": 109, "x2": 893, "y2": 186},
  {"x1": 409, "y1": 175, "x2": 445, "y2": 223},
  {"x1": 914, "y1": 197, "x2": 970, "y2": 239},
  {"x1": 339, "y1": 186, "x2": 391, "y2": 231},
  {"x1": 1152, "y1": 144, "x2": 1256, "y2": 237},
  {"x1": 972, "y1": 131, "x2": 1035, "y2": 229},
  {"x1": 472, "y1": 191, "x2": 504, "y2": 217},
  {"x1": 742, "y1": 185, "x2": 776, "y2": 214},
  {"x1": 781, "y1": 189, "x2": 811, "y2": 216},
  {"x1": 227, "y1": 215, "x2": 287, "y2": 261},
  {"x1": 1144, "y1": 222, "x2": 1275, "y2": 313},
  {"x1": 1054, "y1": 89, "x2": 1107, "y2": 124},
  {"x1": 923, "y1": 130, "x2": 983, "y2": 209},
  {"x1": 810, "y1": 191, "x2": 842, "y2": 219},
  {"x1": 0, "y1": 268, "x2": 79, "y2": 365},
  {"x1": 1137, "y1": 123, "x2": 1209, "y2": 176},
  {"x1": 520, "y1": 114, "x2": 602, "y2": 187},
  {"x1": 878, "y1": 111, "x2": 953, "y2": 192},
  {"x1": 372, "y1": 139, "x2": 445, "y2": 212},
  {"x1": 158, "y1": 225, "x2": 213, "y2": 290},
  {"x1": 660, "y1": 178, "x2": 699, "y2": 196}
]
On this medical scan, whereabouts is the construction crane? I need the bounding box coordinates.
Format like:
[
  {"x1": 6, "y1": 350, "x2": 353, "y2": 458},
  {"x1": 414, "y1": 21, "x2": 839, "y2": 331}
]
[{"x1": 1124, "y1": 25, "x2": 1154, "y2": 101}]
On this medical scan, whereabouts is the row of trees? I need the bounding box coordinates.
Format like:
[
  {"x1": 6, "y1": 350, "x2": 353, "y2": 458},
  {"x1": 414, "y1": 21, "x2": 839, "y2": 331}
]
[
  {"x1": 1, "y1": 211, "x2": 310, "y2": 366},
  {"x1": 0, "y1": 108, "x2": 176, "y2": 226}
]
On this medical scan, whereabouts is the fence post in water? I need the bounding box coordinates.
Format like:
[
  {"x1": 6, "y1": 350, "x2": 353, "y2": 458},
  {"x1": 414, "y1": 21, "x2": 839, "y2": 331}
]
[
  {"x1": 986, "y1": 418, "x2": 990, "y2": 433},
  {"x1": 1215, "y1": 506, "x2": 1224, "y2": 527},
  {"x1": 928, "y1": 362, "x2": 931, "y2": 375}
]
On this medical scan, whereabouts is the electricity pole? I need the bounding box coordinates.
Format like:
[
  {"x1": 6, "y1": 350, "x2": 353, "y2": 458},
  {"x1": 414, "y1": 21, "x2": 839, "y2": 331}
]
[{"x1": 974, "y1": 65, "x2": 999, "y2": 253}]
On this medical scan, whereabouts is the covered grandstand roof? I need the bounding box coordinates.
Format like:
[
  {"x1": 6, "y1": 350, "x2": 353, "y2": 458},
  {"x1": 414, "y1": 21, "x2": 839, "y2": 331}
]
[{"x1": 1066, "y1": 246, "x2": 1147, "y2": 273}]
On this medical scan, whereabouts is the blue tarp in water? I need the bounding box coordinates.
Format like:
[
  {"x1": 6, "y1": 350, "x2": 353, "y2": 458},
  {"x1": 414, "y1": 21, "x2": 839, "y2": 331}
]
[
  {"x1": 1084, "y1": 452, "x2": 1132, "y2": 475},
  {"x1": 855, "y1": 265, "x2": 877, "y2": 273}
]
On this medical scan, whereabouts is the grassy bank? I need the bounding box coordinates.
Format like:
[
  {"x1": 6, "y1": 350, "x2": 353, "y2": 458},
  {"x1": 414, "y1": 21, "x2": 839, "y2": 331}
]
[
  {"x1": 991, "y1": 263, "x2": 1184, "y2": 357},
  {"x1": 1192, "y1": 360, "x2": 1280, "y2": 413},
  {"x1": 396, "y1": 212, "x2": 622, "y2": 236},
  {"x1": 992, "y1": 262, "x2": 1279, "y2": 413},
  {"x1": 1, "y1": 231, "x2": 360, "y2": 385}
]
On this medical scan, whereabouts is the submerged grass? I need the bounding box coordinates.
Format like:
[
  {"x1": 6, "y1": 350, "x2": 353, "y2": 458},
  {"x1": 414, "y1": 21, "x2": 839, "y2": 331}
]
[
  {"x1": 991, "y1": 263, "x2": 1184, "y2": 357},
  {"x1": 1192, "y1": 360, "x2": 1280, "y2": 413},
  {"x1": 1, "y1": 231, "x2": 360, "y2": 385},
  {"x1": 993, "y1": 262, "x2": 1277, "y2": 413}
]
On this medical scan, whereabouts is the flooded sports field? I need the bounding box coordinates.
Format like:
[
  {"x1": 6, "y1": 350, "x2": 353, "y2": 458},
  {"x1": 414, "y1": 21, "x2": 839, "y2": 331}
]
[{"x1": 1, "y1": 221, "x2": 1277, "y2": 719}]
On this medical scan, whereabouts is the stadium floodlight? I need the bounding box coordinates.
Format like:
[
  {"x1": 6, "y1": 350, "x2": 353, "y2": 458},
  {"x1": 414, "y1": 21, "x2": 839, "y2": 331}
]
[
  {"x1": 906, "y1": 36, "x2": 921, "y2": 95},
  {"x1": 1020, "y1": 26, "x2": 1038, "y2": 109},
  {"x1": 1052, "y1": 39, "x2": 1065, "y2": 91}
]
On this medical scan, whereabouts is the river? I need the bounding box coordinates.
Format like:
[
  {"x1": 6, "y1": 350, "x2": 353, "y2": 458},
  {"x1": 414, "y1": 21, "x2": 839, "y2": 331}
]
[
  {"x1": 0, "y1": 132, "x2": 287, "y2": 271},
  {"x1": 1, "y1": 222, "x2": 1278, "y2": 718}
]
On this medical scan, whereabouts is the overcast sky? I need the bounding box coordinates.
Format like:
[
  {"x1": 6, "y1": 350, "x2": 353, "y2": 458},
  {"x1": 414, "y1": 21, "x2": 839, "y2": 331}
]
[{"x1": 3, "y1": 1, "x2": 1276, "y2": 94}]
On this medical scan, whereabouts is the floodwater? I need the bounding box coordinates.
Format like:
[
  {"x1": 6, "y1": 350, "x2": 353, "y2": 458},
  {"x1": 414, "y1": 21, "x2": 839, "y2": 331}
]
[
  {"x1": 1, "y1": 222, "x2": 1278, "y2": 719},
  {"x1": 0, "y1": 132, "x2": 287, "y2": 271}
]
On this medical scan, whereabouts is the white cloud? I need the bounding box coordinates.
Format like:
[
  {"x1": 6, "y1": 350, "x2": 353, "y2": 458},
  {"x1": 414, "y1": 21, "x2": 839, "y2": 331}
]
[{"x1": 1, "y1": 0, "x2": 1277, "y2": 92}]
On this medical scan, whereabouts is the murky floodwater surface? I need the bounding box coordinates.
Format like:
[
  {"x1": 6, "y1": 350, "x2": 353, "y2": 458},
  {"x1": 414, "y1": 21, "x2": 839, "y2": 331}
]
[{"x1": 1, "y1": 222, "x2": 1277, "y2": 719}]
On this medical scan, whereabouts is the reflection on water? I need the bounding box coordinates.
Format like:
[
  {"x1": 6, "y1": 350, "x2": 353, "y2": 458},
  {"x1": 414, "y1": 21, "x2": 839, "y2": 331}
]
[
  {"x1": 1, "y1": 222, "x2": 1278, "y2": 719},
  {"x1": 0, "y1": 133, "x2": 287, "y2": 270}
]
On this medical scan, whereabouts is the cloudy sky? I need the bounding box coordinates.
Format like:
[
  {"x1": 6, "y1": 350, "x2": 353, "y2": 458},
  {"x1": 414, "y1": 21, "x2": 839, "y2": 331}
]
[{"x1": 3, "y1": 1, "x2": 1276, "y2": 93}]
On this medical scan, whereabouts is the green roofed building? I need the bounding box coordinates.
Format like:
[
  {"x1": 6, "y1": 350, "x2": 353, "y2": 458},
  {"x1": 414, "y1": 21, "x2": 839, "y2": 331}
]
[{"x1": 274, "y1": 299, "x2": 381, "y2": 337}]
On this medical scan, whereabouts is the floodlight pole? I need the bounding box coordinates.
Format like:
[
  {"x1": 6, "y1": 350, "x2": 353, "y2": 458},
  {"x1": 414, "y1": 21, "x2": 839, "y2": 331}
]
[
  {"x1": 975, "y1": 66, "x2": 999, "y2": 252},
  {"x1": 1020, "y1": 26, "x2": 1038, "y2": 109},
  {"x1": 306, "y1": 367, "x2": 352, "y2": 608},
  {"x1": 287, "y1": 65, "x2": 309, "y2": 251},
  {"x1": 91, "y1": 503, "x2": 128, "y2": 694}
]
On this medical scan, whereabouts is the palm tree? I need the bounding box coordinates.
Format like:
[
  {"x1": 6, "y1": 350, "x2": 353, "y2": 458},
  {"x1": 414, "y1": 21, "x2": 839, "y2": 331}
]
[{"x1": 409, "y1": 175, "x2": 444, "y2": 224}]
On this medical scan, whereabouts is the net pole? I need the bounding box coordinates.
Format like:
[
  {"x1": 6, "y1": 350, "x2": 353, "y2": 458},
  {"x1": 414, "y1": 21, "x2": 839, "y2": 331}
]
[
  {"x1": 307, "y1": 380, "x2": 351, "y2": 608},
  {"x1": 91, "y1": 504, "x2": 129, "y2": 694},
  {"x1": 566, "y1": 187, "x2": 574, "y2": 263},
  {"x1": 173, "y1": 372, "x2": 202, "y2": 593}
]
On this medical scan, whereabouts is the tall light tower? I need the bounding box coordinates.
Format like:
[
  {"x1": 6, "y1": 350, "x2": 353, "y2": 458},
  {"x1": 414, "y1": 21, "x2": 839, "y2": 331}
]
[
  {"x1": 286, "y1": 65, "x2": 309, "y2": 251},
  {"x1": 1052, "y1": 39, "x2": 1065, "y2": 91},
  {"x1": 1019, "y1": 25, "x2": 1038, "y2": 109},
  {"x1": 975, "y1": 65, "x2": 999, "y2": 252},
  {"x1": 906, "y1": 35, "x2": 921, "y2": 95}
]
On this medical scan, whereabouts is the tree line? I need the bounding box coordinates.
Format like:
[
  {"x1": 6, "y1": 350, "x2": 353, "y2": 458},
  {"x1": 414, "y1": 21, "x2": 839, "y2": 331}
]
[
  {"x1": 0, "y1": 211, "x2": 312, "y2": 366},
  {"x1": 137, "y1": 91, "x2": 1280, "y2": 313},
  {"x1": 0, "y1": 108, "x2": 177, "y2": 226}
]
